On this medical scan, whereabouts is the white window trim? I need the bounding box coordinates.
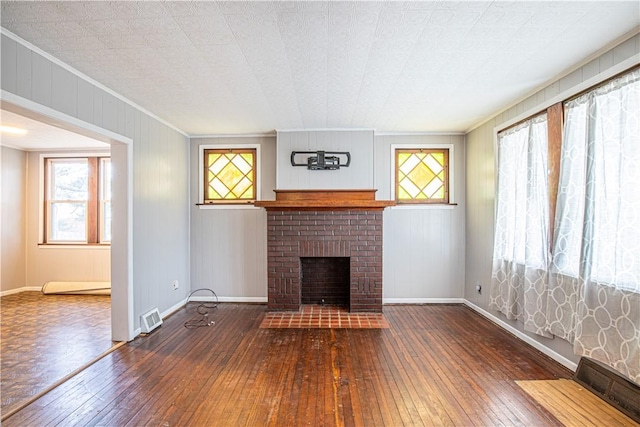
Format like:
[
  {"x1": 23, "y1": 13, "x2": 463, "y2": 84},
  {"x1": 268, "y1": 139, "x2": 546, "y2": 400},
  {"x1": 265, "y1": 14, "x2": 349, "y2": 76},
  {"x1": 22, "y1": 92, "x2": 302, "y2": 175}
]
[
  {"x1": 389, "y1": 143, "x2": 455, "y2": 208},
  {"x1": 38, "y1": 152, "x2": 110, "y2": 245},
  {"x1": 198, "y1": 144, "x2": 261, "y2": 210}
]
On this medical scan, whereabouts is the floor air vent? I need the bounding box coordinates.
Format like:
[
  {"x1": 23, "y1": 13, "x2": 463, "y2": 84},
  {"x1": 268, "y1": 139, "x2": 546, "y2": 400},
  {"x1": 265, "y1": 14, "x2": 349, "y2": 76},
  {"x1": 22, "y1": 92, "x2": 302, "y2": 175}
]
[
  {"x1": 574, "y1": 357, "x2": 640, "y2": 423},
  {"x1": 141, "y1": 308, "x2": 162, "y2": 333}
]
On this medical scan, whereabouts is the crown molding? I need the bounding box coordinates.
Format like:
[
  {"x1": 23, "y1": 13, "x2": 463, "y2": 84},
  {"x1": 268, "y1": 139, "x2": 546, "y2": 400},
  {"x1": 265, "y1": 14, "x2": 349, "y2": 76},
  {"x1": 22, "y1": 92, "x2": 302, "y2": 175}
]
[
  {"x1": 375, "y1": 131, "x2": 465, "y2": 136},
  {"x1": 191, "y1": 132, "x2": 276, "y2": 139}
]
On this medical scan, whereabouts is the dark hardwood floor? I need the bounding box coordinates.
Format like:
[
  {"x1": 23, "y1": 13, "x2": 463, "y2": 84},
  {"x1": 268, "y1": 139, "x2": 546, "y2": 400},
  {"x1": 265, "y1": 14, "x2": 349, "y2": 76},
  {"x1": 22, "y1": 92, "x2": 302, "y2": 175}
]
[{"x1": 3, "y1": 303, "x2": 573, "y2": 426}]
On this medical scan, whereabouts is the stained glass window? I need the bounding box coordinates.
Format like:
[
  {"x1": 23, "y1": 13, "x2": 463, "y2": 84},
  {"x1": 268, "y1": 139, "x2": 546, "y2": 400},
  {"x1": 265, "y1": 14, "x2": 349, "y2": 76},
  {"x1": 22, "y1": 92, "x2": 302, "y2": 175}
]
[
  {"x1": 204, "y1": 149, "x2": 256, "y2": 203},
  {"x1": 395, "y1": 149, "x2": 449, "y2": 204}
]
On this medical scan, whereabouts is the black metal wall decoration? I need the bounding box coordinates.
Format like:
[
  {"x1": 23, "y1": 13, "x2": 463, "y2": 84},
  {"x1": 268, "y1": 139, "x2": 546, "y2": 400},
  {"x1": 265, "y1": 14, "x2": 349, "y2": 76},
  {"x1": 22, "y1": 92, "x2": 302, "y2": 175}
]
[{"x1": 290, "y1": 151, "x2": 351, "y2": 170}]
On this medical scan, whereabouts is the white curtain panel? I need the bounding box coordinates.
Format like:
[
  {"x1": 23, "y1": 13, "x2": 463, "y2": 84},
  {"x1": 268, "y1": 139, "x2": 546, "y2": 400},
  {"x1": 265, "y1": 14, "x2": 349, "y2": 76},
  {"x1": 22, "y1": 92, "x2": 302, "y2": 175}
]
[
  {"x1": 550, "y1": 68, "x2": 640, "y2": 383},
  {"x1": 490, "y1": 115, "x2": 552, "y2": 337}
]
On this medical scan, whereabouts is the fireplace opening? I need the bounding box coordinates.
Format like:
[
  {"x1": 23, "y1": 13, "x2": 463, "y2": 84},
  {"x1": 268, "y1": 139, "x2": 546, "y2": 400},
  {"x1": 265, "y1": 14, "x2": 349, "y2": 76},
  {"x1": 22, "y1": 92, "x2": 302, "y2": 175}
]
[{"x1": 300, "y1": 257, "x2": 350, "y2": 307}]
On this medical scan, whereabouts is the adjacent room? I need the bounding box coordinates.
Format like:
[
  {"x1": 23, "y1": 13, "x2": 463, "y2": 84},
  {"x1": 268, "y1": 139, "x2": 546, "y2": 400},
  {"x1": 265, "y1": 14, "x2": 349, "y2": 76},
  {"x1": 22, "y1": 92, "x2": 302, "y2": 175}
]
[
  {"x1": 1, "y1": 1, "x2": 638, "y2": 425},
  {"x1": 0, "y1": 110, "x2": 116, "y2": 416}
]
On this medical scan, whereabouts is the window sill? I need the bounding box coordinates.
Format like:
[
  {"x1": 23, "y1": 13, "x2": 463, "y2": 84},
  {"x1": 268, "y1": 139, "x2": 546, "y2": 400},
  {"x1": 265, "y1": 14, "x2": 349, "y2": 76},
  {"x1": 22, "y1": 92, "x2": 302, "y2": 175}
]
[
  {"x1": 390, "y1": 203, "x2": 458, "y2": 210},
  {"x1": 196, "y1": 202, "x2": 261, "y2": 210},
  {"x1": 38, "y1": 244, "x2": 111, "y2": 250}
]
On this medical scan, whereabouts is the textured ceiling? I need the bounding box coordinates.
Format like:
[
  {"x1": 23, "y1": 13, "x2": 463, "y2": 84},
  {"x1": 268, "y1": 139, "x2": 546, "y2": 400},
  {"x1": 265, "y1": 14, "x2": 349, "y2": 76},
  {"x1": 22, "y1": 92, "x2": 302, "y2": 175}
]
[{"x1": 1, "y1": 1, "x2": 639, "y2": 136}]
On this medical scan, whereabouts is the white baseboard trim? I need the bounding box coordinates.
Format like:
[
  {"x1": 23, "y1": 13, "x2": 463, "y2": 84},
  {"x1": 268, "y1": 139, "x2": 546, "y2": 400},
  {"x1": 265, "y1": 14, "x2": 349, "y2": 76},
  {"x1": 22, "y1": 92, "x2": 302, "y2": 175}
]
[
  {"x1": 1, "y1": 286, "x2": 42, "y2": 297},
  {"x1": 463, "y1": 300, "x2": 578, "y2": 372},
  {"x1": 219, "y1": 296, "x2": 268, "y2": 303},
  {"x1": 188, "y1": 296, "x2": 268, "y2": 303},
  {"x1": 159, "y1": 295, "x2": 267, "y2": 323},
  {"x1": 162, "y1": 298, "x2": 189, "y2": 320},
  {"x1": 384, "y1": 298, "x2": 465, "y2": 304}
]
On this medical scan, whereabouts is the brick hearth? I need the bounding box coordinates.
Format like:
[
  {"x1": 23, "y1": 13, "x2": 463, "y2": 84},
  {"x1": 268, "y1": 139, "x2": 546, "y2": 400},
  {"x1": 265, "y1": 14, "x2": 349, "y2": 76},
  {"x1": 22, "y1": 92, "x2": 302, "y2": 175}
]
[{"x1": 266, "y1": 210, "x2": 383, "y2": 312}]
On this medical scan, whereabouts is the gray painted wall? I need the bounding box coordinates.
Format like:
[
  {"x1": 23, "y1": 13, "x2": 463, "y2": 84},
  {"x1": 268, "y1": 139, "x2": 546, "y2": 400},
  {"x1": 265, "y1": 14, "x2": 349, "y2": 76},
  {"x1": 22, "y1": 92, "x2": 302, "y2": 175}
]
[
  {"x1": 1, "y1": 33, "x2": 191, "y2": 330},
  {"x1": 464, "y1": 34, "x2": 640, "y2": 364},
  {"x1": 0, "y1": 146, "x2": 27, "y2": 292}
]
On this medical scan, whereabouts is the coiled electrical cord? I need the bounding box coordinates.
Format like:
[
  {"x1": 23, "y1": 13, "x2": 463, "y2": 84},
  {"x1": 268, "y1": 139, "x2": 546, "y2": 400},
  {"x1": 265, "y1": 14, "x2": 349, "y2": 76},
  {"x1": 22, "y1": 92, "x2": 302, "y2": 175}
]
[{"x1": 184, "y1": 288, "x2": 219, "y2": 329}]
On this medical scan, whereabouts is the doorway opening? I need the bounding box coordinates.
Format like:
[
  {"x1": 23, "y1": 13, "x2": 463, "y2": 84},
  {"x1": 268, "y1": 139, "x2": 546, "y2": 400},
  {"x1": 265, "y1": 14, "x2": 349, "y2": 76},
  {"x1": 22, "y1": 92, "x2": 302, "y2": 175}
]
[{"x1": 0, "y1": 101, "x2": 133, "y2": 417}]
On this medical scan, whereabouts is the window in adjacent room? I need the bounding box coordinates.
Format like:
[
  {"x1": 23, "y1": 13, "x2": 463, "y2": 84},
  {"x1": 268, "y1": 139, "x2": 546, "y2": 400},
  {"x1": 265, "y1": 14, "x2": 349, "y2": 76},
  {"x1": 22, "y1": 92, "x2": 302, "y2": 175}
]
[
  {"x1": 203, "y1": 148, "x2": 257, "y2": 203},
  {"x1": 44, "y1": 156, "x2": 110, "y2": 244},
  {"x1": 395, "y1": 148, "x2": 449, "y2": 204}
]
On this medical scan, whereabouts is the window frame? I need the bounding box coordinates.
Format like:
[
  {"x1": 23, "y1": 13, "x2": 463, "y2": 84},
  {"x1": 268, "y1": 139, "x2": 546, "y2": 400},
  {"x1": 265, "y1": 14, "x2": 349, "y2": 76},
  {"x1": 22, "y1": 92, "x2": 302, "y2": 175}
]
[
  {"x1": 99, "y1": 157, "x2": 112, "y2": 243},
  {"x1": 390, "y1": 143, "x2": 455, "y2": 207},
  {"x1": 40, "y1": 152, "x2": 111, "y2": 246},
  {"x1": 197, "y1": 144, "x2": 261, "y2": 209}
]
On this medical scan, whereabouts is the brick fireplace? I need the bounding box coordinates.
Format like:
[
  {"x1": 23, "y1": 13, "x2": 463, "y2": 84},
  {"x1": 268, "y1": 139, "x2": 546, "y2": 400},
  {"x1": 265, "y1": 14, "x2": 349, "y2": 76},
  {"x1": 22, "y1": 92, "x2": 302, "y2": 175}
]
[{"x1": 256, "y1": 190, "x2": 394, "y2": 313}]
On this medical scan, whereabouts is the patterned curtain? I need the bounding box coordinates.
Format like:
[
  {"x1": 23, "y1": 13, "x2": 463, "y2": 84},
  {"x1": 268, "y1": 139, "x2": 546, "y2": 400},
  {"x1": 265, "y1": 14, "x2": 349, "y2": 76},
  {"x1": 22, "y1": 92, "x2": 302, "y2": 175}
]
[
  {"x1": 549, "y1": 68, "x2": 640, "y2": 383},
  {"x1": 490, "y1": 115, "x2": 552, "y2": 337}
]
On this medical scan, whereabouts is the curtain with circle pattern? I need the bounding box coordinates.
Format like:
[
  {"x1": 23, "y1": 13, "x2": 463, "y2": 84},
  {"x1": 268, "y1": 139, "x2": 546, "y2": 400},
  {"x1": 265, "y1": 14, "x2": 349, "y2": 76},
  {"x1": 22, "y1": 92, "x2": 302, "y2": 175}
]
[
  {"x1": 490, "y1": 68, "x2": 639, "y2": 384},
  {"x1": 490, "y1": 114, "x2": 551, "y2": 337},
  {"x1": 548, "y1": 68, "x2": 639, "y2": 383}
]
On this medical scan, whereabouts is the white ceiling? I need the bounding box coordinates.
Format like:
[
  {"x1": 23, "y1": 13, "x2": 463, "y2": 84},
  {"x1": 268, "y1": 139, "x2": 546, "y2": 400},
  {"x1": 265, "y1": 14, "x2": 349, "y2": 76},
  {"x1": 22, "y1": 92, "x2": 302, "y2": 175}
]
[
  {"x1": 0, "y1": 109, "x2": 108, "y2": 150},
  {"x1": 1, "y1": 1, "x2": 639, "y2": 136}
]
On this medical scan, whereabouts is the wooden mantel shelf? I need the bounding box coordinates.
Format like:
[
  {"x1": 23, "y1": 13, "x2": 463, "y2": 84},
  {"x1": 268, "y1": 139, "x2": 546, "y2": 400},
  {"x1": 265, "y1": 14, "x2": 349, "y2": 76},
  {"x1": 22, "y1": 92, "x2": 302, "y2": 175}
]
[{"x1": 254, "y1": 189, "x2": 396, "y2": 211}]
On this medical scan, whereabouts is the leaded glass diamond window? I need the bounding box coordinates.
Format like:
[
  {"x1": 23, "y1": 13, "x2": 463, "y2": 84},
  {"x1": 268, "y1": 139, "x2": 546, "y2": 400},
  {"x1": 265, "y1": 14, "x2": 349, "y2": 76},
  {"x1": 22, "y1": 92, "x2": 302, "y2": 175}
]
[
  {"x1": 204, "y1": 149, "x2": 256, "y2": 203},
  {"x1": 395, "y1": 149, "x2": 449, "y2": 204}
]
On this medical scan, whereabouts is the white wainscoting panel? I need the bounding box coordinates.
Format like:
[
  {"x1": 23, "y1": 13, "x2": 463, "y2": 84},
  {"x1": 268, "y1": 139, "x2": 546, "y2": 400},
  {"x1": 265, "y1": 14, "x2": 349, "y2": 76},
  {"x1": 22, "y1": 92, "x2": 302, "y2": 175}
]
[
  {"x1": 383, "y1": 207, "x2": 465, "y2": 299},
  {"x1": 190, "y1": 207, "x2": 268, "y2": 298}
]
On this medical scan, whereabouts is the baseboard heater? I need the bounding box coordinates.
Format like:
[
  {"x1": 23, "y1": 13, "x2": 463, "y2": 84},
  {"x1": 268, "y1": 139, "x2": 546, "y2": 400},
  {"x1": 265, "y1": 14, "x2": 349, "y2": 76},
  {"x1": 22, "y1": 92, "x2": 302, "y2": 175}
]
[
  {"x1": 42, "y1": 281, "x2": 111, "y2": 296},
  {"x1": 574, "y1": 357, "x2": 640, "y2": 423}
]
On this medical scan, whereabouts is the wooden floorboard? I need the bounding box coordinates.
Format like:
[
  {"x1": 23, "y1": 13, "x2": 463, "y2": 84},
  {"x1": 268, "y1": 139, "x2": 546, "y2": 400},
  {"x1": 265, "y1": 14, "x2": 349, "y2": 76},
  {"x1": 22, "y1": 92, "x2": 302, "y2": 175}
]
[
  {"x1": 3, "y1": 303, "x2": 599, "y2": 426},
  {"x1": 388, "y1": 309, "x2": 489, "y2": 425},
  {"x1": 0, "y1": 292, "x2": 114, "y2": 419},
  {"x1": 517, "y1": 379, "x2": 639, "y2": 426}
]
